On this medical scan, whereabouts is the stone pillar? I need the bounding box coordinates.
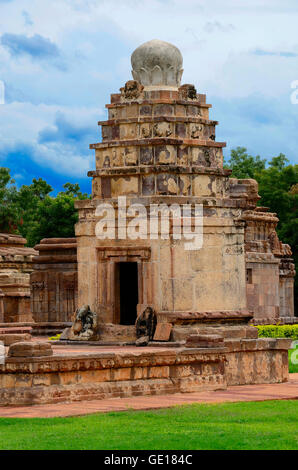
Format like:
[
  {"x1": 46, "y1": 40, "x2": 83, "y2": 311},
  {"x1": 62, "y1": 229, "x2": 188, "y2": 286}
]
[{"x1": 279, "y1": 256, "x2": 296, "y2": 321}]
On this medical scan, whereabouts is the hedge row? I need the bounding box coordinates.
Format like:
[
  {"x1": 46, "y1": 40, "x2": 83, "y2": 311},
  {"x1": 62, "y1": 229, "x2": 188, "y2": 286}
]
[{"x1": 255, "y1": 324, "x2": 298, "y2": 341}]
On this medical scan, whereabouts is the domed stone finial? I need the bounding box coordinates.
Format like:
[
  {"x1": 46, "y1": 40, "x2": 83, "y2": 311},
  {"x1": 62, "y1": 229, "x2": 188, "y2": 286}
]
[{"x1": 131, "y1": 39, "x2": 183, "y2": 90}]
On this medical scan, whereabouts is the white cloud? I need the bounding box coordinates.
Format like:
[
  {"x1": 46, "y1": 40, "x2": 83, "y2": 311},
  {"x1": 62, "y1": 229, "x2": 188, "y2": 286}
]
[
  {"x1": 0, "y1": 0, "x2": 297, "y2": 185},
  {"x1": 0, "y1": 102, "x2": 103, "y2": 176}
]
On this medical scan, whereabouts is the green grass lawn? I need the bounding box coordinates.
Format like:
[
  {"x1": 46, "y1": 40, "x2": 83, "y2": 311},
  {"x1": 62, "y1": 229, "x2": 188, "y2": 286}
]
[{"x1": 0, "y1": 400, "x2": 297, "y2": 450}]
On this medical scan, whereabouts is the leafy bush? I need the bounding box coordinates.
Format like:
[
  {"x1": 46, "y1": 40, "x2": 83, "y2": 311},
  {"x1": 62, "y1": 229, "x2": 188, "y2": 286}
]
[{"x1": 255, "y1": 324, "x2": 298, "y2": 340}]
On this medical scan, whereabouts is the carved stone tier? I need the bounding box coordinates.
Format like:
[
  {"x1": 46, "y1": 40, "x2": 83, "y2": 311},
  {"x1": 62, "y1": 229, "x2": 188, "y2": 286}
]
[
  {"x1": 0, "y1": 233, "x2": 36, "y2": 323},
  {"x1": 30, "y1": 238, "x2": 78, "y2": 333}
]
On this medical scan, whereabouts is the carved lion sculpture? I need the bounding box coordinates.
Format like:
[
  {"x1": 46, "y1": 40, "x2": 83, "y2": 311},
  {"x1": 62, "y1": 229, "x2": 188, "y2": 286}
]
[
  {"x1": 282, "y1": 243, "x2": 292, "y2": 257},
  {"x1": 135, "y1": 307, "x2": 157, "y2": 344},
  {"x1": 268, "y1": 231, "x2": 282, "y2": 255}
]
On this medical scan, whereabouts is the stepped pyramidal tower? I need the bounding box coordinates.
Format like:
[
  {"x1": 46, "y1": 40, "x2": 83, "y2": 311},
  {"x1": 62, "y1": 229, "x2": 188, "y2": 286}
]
[{"x1": 74, "y1": 39, "x2": 295, "y2": 338}]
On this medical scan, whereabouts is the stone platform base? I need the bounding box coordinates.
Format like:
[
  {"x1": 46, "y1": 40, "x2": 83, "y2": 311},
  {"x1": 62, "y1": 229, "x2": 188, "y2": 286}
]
[
  {"x1": 0, "y1": 346, "x2": 226, "y2": 406},
  {"x1": 224, "y1": 338, "x2": 290, "y2": 385},
  {"x1": 1, "y1": 375, "x2": 298, "y2": 418},
  {"x1": 60, "y1": 324, "x2": 137, "y2": 343},
  {"x1": 56, "y1": 340, "x2": 182, "y2": 347},
  {"x1": 0, "y1": 337, "x2": 291, "y2": 406}
]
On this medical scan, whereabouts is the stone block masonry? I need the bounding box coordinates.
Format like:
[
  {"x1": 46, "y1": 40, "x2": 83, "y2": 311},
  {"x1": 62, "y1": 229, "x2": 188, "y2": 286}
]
[
  {"x1": 30, "y1": 238, "x2": 78, "y2": 334},
  {"x1": 0, "y1": 233, "x2": 36, "y2": 323},
  {"x1": 0, "y1": 339, "x2": 290, "y2": 406},
  {"x1": 0, "y1": 347, "x2": 226, "y2": 405}
]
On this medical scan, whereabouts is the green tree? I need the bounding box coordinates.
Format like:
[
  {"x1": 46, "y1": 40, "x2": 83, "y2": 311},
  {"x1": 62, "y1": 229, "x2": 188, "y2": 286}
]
[
  {"x1": 256, "y1": 156, "x2": 298, "y2": 308},
  {"x1": 224, "y1": 146, "x2": 266, "y2": 179},
  {"x1": 255, "y1": 154, "x2": 297, "y2": 228},
  {"x1": 15, "y1": 178, "x2": 53, "y2": 245},
  {"x1": 62, "y1": 182, "x2": 88, "y2": 198},
  {"x1": 30, "y1": 193, "x2": 78, "y2": 244},
  {"x1": 0, "y1": 167, "x2": 19, "y2": 232},
  {"x1": 0, "y1": 169, "x2": 90, "y2": 246},
  {"x1": 27, "y1": 184, "x2": 89, "y2": 246}
]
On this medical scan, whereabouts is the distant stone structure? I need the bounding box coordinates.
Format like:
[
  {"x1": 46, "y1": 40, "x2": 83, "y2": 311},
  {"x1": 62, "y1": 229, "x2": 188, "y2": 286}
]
[
  {"x1": 30, "y1": 238, "x2": 77, "y2": 335},
  {"x1": 242, "y1": 205, "x2": 295, "y2": 324},
  {"x1": 0, "y1": 233, "x2": 36, "y2": 323}
]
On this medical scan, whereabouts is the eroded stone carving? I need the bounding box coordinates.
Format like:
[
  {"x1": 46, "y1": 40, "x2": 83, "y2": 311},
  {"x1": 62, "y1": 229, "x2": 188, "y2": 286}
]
[
  {"x1": 120, "y1": 80, "x2": 144, "y2": 100},
  {"x1": 140, "y1": 123, "x2": 152, "y2": 138},
  {"x1": 268, "y1": 231, "x2": 282, "y2": 254},
  {"x1": 190, "y1": 124, "x2": 203, "y2": 139},
  {"x1": 179, "y1": 84, "x2": 197, "y2": 100},
  {"x1": 62, "y1": 305, "x2": 98, "y2": 341},
  {"x1": 282, "y1": 244, "x2": 292, "y2": 257},
  {"x1": 0, "y1": 289, "x2": 4, "y2": 323},
  {"x1": 153, "y1": 122, "x2": 172, "y2": 137},
  {"x1": 135, "y1": 307, "x2": 157, "y2": 345}
]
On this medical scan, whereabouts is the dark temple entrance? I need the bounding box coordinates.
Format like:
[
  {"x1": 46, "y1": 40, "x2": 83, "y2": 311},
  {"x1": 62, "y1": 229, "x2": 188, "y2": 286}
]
[{"x1": 116, "y1": 262, "x2": 139, "y2": 325}]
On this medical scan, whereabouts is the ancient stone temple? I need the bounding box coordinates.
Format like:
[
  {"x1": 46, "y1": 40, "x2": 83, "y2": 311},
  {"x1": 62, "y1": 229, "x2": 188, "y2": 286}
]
[
  {"x1": 0, "y1": 233, "x2": 36, "y2": 323},
  {"x1": 75, "y1": 39, "x2": 295, "y2": 331},
  {"x1": 75, "y1": 40, "x2": 244, "y2": 330},
  {"x1": 0, "y1": 40, "x2": 295, "y2": 406}
]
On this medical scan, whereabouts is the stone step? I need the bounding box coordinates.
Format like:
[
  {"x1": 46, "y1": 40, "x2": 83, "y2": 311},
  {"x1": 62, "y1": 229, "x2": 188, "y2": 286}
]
[
  {"x1": 0, "y1": 326, "x2": 32, "y2": 335},
  {"x1": 0, "y1": 333, "x2": 32, "y2": 346}
]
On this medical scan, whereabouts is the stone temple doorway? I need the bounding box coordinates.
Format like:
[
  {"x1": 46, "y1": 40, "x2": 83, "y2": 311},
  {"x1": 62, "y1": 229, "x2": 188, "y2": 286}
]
[
  {"x1": 115, "y1": 262, "x2": 139, "y2": 325},
  {"x1": 96, "y1": 246, "x2": 151, "y2": 325}
]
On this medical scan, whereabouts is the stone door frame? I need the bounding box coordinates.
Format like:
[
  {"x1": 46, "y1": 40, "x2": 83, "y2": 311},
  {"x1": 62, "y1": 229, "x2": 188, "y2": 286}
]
[{"x1": 97, "y1": 246, "x2": 151, "y2": 324}]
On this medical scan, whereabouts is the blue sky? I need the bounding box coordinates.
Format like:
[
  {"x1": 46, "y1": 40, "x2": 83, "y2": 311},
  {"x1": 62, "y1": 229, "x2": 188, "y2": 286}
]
[{"x1": 0, "y1": 0, "x2": 298, "y2": 194}]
